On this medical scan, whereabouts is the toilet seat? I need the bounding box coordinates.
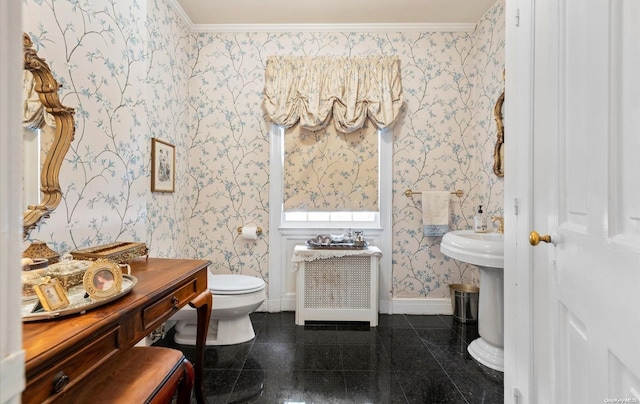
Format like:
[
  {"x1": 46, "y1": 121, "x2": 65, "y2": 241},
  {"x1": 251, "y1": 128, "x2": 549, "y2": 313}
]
[{"x1": 208, "y1": 274, "x2": 265, "y2": 295}]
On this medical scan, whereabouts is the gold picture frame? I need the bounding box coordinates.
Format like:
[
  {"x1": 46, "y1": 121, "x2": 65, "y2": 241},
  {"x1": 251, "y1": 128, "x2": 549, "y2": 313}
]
[
  {"x1": 34, "y1": 279, "x2": 69, "y2": 311},
  {"x1": 151, "y1": 138, "x2": 175, "y2": 192},
  {"x1": 83, "y1": 259, "x2": 123, "y2": 300}
]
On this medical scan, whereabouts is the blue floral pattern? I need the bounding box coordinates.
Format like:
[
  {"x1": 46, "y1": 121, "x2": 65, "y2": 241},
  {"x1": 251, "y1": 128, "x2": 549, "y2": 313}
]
[{"x1": 24, "y1": 0, "x2": 503, "y2": 299}]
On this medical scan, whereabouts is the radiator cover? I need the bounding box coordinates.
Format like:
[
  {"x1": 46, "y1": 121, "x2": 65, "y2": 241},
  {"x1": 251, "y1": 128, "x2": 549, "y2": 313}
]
[{"x1": 295, "y1": 254, "x2": 379, "y2": 326}]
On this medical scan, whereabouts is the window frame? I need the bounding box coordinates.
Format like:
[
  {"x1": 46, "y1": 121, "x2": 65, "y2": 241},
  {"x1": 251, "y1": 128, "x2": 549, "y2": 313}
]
[{"x1": 271, "y1": 123, "x2": 392, "y2": 231}]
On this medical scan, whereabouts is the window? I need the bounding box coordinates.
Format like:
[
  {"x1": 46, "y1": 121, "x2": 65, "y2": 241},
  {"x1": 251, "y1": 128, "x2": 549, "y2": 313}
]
[
  {"x1": 264, "y1": 56, "x2": 399, "y2": 231},
  {"x1": 273, "y1": 123, "x2": 391, "y2": 229}
]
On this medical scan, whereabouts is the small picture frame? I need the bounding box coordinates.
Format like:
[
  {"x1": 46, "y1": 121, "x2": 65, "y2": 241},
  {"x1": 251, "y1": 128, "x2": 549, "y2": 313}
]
[
  {"x1": 83, "y1": 259, "x2": 123, "y2": 300},
  {"x1": 151, "y1": 138, "x2": 175, "y2": 192},
  {"x1": 34, "y1": 279, "x2": 69, "y2": 311}
]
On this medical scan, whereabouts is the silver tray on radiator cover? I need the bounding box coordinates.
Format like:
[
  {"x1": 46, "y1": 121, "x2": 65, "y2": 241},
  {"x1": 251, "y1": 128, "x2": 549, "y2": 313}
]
[{"x1": 305, "y1": 240, "x2": 368, "y2": 250}]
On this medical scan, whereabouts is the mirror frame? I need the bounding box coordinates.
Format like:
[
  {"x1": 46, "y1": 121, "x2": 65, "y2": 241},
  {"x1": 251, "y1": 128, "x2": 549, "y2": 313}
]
[
  {"x1": 493, "y1": 90, "x2": 504, "y2": 177},
  {"x1": 493, "y1": 70, "x2": 505, "y2": 178},
  {"x1": 23, "y1": 33, "x2": 75, "y2": 238}
]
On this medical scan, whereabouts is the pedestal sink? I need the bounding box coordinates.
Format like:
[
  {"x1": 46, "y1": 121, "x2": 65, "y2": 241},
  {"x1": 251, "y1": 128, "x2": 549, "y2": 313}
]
[{"x1": 441, "y1": 230, "x2": 504, "y2": 372}]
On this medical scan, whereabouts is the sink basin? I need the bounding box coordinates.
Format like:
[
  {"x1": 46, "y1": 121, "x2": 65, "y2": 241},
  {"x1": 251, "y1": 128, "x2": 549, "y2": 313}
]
[{"x1": 440, "y1": 230, "x2": 504, "y2": 268}]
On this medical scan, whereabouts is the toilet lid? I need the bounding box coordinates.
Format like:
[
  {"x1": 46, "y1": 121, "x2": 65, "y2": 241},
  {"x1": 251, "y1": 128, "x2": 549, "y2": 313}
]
[{"x1": 208, "y1": 274, "x2": 265, "y2": 295}]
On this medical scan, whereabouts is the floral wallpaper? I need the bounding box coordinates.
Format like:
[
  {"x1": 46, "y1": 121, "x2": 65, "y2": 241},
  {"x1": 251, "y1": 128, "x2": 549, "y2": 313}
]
[
  {"x1": 23, "y1": 0, "x2": 503, "y2": 302},
  {"x1": 23, "y1": 0, "x2": 192, "y2": 256},
  {"x1": 393, "y1": 5, "x2": 505, "y2": 297}
]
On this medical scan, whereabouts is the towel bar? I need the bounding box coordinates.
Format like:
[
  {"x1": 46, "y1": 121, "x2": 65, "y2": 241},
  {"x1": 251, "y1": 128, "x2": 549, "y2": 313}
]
[{"x1": 404, "y1": 189, "x2": 463, "y2": 198}]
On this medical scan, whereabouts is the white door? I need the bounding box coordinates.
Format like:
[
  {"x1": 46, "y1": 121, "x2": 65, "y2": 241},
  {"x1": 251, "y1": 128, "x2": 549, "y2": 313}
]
[{"x1": 531, "y1": 0, "x2": 640, "y2": 402}]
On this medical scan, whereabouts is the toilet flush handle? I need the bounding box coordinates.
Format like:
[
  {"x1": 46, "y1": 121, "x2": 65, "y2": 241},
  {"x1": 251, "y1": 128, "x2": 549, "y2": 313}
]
[{"x1": 529, "y1": 231, "x2": 552, "y2": 246}]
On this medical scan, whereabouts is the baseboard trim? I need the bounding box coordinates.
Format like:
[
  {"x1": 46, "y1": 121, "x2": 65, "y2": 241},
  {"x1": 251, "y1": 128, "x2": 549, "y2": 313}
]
[
  {"x1": 257, "y1": 298, "x2": 452, "y2": 315},
  {"x1": 391, "y1": 298, "x2": 453, "y2": 315}
]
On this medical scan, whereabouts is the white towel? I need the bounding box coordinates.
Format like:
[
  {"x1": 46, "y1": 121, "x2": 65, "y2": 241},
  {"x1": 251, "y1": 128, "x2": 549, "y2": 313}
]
[{"x1": 422, "y1": 191, "x2": 450, "y2": 236}]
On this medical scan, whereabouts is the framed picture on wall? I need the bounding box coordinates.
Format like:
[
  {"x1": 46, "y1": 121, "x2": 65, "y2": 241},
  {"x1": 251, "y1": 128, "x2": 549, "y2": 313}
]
[{"x1": 151, "y1": 138, "x2": 175, "y2": 192}]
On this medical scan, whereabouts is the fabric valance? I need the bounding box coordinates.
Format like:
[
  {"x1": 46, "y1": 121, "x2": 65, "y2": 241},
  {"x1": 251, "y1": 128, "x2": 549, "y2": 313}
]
[{"x1": 264, "y1": 56, "x2": 403, "y2": 133}]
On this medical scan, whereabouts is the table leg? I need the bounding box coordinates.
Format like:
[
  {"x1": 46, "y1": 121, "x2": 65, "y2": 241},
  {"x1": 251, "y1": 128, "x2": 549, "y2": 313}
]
[{"x1": 189, "y1": 289, "x2": 212, "y2": 404}]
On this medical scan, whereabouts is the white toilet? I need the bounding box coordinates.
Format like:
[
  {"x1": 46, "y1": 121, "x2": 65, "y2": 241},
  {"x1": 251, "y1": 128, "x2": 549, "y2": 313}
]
[{"x1": 170, "y1": 273, "x2": 266, "y2": 346}]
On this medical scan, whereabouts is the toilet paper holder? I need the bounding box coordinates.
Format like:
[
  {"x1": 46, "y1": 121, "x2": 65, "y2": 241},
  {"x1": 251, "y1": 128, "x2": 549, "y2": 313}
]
[{"x1": 237, "y1": 226, "x2": 263, "y2": 236}]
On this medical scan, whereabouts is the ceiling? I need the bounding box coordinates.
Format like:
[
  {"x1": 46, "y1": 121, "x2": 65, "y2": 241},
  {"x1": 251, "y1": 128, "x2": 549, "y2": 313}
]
[{"x1": 174, "y1": 0, "x2": 498, "y2": 26}]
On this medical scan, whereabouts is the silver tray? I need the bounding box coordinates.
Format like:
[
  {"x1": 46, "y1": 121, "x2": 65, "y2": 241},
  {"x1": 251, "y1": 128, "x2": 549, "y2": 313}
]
[
  {"x1": 21, "y1": 274, "x2": 137, "y2": 322},
  {"x1": 306, "y1": 240, "x2": 369, "y2": 250}
]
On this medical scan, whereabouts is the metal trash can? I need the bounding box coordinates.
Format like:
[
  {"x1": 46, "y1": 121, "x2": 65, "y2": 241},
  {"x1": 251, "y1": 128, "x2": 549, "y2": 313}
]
[{"x1": 449, "y1": 284, "x2": 479, "y2": 323}]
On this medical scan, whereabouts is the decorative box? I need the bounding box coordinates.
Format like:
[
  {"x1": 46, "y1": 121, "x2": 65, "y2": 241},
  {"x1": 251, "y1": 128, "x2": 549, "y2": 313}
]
[
  {"x1": 46, "y1": 260, "x2": 93, "y2": 291},
  {"x1": 70, "y1": 242, "x2": 149, "y2": 264},
  {"x1": 23, "y1": 241, "x2": 60, "y2": 264},
  {"x1": 21, "y1": 269, "x2": 46, "y2": 297}
]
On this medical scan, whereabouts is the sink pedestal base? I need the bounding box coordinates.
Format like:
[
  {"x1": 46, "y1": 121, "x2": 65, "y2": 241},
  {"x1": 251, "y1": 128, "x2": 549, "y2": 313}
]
[
  {"x1": 468, "y1": 264, "x2": 504, "y2": 372},
  {"x1": 440, "y1": 231, "x2": 504, "y2": 372}
]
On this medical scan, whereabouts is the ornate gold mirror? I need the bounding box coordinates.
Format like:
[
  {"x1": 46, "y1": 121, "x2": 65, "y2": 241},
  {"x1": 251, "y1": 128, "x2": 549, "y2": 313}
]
[
  {"x1": 23, "y1": 33, "x2": 75, "y2": 238},
  {"x1": 493, "y1": 70, "x2": 505, "y2": 178}
]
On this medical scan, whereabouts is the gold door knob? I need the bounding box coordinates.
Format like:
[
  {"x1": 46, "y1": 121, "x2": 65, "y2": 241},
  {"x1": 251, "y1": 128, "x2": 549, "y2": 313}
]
[{"x1": 529, "y1": 231, "x2": 552, "y2": 246}]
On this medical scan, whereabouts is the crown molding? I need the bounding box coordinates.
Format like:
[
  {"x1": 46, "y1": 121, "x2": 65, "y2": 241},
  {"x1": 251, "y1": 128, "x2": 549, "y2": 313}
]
[
  {"x1": 166, "y1": 1, "x2": 476, "y2": 33},
  {"x1": 190, "y1": 23, "x2": 476, "y2": 33},
  {"x1": 166, "y1": 0, "x2": 194, "y2": 30}
]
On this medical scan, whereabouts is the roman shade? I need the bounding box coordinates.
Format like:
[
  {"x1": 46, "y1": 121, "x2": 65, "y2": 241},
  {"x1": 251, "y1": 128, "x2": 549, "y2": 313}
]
[{"x1": 283, "y1": 124, "x2": 378, "y2": 212}]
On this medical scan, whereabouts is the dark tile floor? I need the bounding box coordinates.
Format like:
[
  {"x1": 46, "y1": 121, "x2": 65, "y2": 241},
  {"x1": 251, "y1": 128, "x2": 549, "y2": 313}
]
[{"x1": 155, "y1": 312, "x2": 503, "y2": 403}]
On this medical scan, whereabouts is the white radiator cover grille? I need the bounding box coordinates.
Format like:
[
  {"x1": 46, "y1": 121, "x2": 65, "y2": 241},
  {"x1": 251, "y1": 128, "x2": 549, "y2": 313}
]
[
  {"x1": 295, "y1": 250, "x2": 380, "y2": 326},
  {"x1": 304, "y1": 256, "x2": 371, "y2": 309}
]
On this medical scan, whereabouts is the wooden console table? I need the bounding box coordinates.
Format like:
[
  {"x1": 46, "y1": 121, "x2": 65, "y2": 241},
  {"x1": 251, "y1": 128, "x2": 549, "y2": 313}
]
[{"x1": 22, "y1": 257, "x2": 212, "y2": 404}]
